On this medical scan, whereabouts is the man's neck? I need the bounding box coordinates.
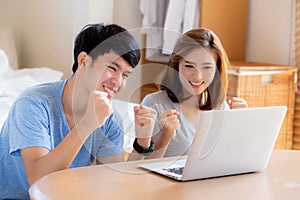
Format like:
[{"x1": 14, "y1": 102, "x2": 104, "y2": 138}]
[{"x1": 62, "y1": 76, "x2": 88, "y2": 128}]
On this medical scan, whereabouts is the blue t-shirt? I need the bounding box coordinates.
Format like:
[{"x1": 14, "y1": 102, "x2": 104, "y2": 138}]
[{"x1": 0, "y1": 80, "x2": 124, "y2": 199}]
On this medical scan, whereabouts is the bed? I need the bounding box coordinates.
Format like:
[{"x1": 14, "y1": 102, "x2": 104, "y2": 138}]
[{"x1": 0, "y1": 26, "x2": 135, "y2": 153}]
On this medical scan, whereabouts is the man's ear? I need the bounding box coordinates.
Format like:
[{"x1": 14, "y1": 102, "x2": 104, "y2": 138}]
[{"x1": 77, "y1": 52, "x2": 88, "y2": 67}]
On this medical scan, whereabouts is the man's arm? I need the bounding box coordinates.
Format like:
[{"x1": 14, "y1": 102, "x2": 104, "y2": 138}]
[
  {"x1": 21, "y1": 91, "x2": 111, "y2": 185},
  {"x1": 21, "y1": 123, "x2": 92, "y2": 185}
]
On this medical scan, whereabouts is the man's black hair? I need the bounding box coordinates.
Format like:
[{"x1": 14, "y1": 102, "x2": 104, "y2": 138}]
[{"x1": 72, "y1": 23, "x2": 141, "y2": 73}]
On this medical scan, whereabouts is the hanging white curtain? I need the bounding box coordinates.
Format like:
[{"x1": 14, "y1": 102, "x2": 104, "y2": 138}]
[
  {"x1": 162, "y1": 0, "x2": 200, "y2": 54},
  {"x1": 140, "y1": 0, "x2": 200, "y2": 60}
]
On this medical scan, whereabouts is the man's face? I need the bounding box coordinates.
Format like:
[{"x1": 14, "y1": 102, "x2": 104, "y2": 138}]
[{"x1": 83, "y1": 51, "x2": 133, "y2": 98}]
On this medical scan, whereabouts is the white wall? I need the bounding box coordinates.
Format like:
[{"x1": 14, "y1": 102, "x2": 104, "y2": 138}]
[
  {"x1": 113, "y1": 0, "x2": 143, "y2": 103},
  {"x1": 20, "y1": 0, "x2": 88, "y2": 77},
  {"x1": 0, "y1": 0, "x2": 90, "y2": 77},
  {"x1": 246, "y1": 0, "x2": 295, "y2": 65},
  {"x1": 89, "y1": 0, "x2": 114, "y2": 24},
  {"x1": 0, "y1": 0, "x2": 23, "y2": 59}
]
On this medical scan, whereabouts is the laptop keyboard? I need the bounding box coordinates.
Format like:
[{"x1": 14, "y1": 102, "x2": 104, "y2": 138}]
[{"x1": 163, "y1": 167, "x2": 184, "y2": 175}]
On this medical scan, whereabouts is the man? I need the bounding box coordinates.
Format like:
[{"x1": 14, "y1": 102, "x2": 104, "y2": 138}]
[{"x1": 0, "y1": 23, "x2": 156, "y2": 199}]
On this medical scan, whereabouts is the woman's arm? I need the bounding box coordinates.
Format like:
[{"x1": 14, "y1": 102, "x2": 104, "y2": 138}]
[
  {"x1": 145, "y1": 109, "x2": 180, "y2": 159},
  {"x1": 228, "y1": 97, "x2": 248, "y2": 109}
]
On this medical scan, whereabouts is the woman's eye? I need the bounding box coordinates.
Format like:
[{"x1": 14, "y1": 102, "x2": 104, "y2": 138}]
[
  {"x1": 185, "y1": 65, "x2": 194, "y2": 68},
  {"x1": 203, "y1": 66, "x2": 212, "y2": 70}
]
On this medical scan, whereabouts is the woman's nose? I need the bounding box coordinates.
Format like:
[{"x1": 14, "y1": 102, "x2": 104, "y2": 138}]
[{"x1": 193, "y1": 68, "x2": 203, "y2": 79}]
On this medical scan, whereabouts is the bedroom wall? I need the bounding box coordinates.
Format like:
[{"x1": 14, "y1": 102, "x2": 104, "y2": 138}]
[
  {"x1": 88, "y1": 0, "x2": 114, "y2": 24},
  {"x1": 0, "y1": 0, "x2": 89, "y2": 77},
  {"x1": 112, "y1": 0, "x2": 143, "y2": 102},
  {"x1": 19, "y1": 0, "x2": 88, "y2": 77},
  {"x1": 246, "y1": 0, "x2": 295, "y2": 66},
  {"x1": 0, "y1": 1, "x2": 23, "y2": 60}
]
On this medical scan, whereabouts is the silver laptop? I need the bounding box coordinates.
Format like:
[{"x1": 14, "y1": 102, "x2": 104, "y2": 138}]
[{"x1": 139, "y1": 106, "x2": 287, "y2": 181}]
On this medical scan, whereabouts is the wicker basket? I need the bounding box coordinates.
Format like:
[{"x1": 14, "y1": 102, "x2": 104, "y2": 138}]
[
  {"x1": 292, "y1": 76, "x2": 300, "y2": 150},
  {"x1": 227, "y1": 62, "x2": 297, "y2": 149}
]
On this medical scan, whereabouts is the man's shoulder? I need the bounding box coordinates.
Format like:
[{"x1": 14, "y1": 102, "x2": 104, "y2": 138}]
[
  {"x1": 10, "y1": 80, "x2": 66, "y2": 113},
  {"x1": 20, "y1": 80, "x2": 65, "y2": 100}
]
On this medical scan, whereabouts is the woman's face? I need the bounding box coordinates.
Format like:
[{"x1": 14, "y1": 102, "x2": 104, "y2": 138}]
[{"x1": 178, "y1": 47, "x2": 216, "y2": 97}]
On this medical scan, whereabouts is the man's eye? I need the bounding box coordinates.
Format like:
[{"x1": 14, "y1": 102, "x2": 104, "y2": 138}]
[
  {"x1": 108, "y1": 66, "x2": 116, "y2": 71},
  {"x1": 185, "y1": 65, "x2": 194, "y2": 68},
  {"x1": 122, "y1": 73, "x2": 129, "y2": 79}
]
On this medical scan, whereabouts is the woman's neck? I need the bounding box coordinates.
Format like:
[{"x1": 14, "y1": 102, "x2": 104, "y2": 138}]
[{"x1": 179, "y1": 97, "x2": 202, "y2": 130}]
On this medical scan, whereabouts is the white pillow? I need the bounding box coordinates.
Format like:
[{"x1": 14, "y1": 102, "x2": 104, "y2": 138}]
[
  {"x1": 0, "y1": 48, "x2": 13, "y2": 78},
  {"x1": 0, "y1": 26, "x2": 19, "y2": 70},
  {"x1": 112, "y1": 99, "x2": 138, "y2": 153},
  {"x1": 14, "y1": 67, "x2": 63, "y2": 83}
]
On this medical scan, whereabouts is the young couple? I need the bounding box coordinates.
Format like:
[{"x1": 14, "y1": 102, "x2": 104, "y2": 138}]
[{"x1": 0, "y1": 23, "x2": 247, "y2": 199}]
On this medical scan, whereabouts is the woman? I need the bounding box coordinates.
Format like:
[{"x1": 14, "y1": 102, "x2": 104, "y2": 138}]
[{"x1": 141, "y1": 28, "x2": 247, "y2": 158}]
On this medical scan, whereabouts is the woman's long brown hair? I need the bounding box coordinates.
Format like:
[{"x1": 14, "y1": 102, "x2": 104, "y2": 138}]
[{"x1": 160, "y1": 28, "x2": 229, "y2": 110}]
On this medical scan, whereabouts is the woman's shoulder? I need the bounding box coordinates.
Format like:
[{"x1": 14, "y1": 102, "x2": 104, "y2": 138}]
[
  {"x1": 141, "y1": 90, "x2": 177, "y2": 109},
  {"x1": 141, "y1": 90, "x2": 177, "y2": 111}
]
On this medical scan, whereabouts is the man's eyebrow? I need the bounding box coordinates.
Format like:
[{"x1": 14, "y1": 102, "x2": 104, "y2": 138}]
[{"x1": 110, "y1": 61, "x2": 121, "y2": 68}]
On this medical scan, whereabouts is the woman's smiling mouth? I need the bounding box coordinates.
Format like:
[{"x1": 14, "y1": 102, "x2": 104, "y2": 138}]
[{"x1": 189, "y1": 81, "x2": 205, "y2": 88}]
